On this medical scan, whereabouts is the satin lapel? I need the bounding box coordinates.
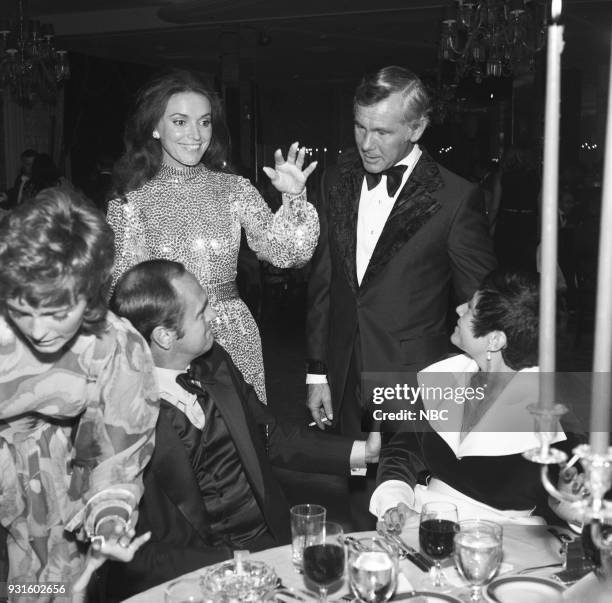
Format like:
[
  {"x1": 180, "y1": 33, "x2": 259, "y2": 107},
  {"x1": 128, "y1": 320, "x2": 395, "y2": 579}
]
[
  {"x1": 199, "y1": 361, "x2": 266, "y2": 498},
  {"x1": 152, "y1": 405, "x2": 211, "y2": 542},
  {"x1": 328, "y1": 158, "x2": 363, "y2": 293},
  {"x1": 360, "y1": 151, "x2": 444, "y2": 289}
]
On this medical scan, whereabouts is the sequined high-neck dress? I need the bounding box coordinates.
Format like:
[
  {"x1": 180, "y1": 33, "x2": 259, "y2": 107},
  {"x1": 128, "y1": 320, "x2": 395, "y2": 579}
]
[{"x1": 107, "y1": 164, "x2": 319, "y2": 403}]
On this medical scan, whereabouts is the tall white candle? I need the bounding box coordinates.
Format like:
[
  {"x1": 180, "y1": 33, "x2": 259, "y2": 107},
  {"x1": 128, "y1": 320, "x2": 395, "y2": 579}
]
[
  {"x1": 589, "y1": 35, "x2": 612, "y2": 454},
  {"x1": 538, "y1": 0, "x2": 564, "y2": 411}
]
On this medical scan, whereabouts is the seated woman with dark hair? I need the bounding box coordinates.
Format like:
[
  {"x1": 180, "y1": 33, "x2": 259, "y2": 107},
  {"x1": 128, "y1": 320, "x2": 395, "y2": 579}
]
[
  {"x1": 0, "y1": 188, "x2": 158, "y2": 596},
  {"x1": 371, "y1": 270, "x2": 585, "y2": 527}
]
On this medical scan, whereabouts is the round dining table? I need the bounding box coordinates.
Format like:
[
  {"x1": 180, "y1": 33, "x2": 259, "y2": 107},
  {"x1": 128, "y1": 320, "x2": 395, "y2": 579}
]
[{"x1": 123, "y1": 524, "x2": 587, "y2": 602}]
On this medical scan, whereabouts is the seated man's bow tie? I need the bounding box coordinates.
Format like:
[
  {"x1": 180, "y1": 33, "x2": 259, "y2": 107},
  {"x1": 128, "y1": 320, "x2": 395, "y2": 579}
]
[
  {"x1": 176, "y1": 372, "x2": 202, "y2": 395},
  {"x1": 365, "y1": 164, "x2": 407, "y2": 197},
  {"x1": 174, "y1": 372, "x2": 207, "y2": 429}
]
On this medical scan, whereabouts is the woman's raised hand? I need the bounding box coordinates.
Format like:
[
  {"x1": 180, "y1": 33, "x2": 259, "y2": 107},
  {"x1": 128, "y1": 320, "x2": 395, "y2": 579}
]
[{"x1": 262, "y1": 141, "x2": 318, "y2": 195}]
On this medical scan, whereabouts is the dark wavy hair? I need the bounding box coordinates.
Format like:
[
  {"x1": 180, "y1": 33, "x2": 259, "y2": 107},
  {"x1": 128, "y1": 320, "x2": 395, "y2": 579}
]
[
  {"x1": 0, "y1": 187, "x2": 114, "y2": 335},
  {"x1": 113, "y1": 69, "x2": 231, "y2": 197},
  {"x1": 353, "y1": 65, "x2": 432, "y2": 128},
  {"x1": 110, "y1": 259, "x2": 186, "y2": 343},
  {"x1": 471, "y1": 270, "x2": 540, "y2": 370}
]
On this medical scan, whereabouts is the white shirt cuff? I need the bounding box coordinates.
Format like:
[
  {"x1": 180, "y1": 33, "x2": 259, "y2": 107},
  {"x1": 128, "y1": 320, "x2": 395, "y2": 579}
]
[
  {"x1": 349, "y1": 440, "x2": 367, "y2": 476},
  {"x1": 369, "y1": 480, "x2": 416, "y2": 519},
  {"x1": 306, "y1": 373, "x2": 328, "y2": 384}
]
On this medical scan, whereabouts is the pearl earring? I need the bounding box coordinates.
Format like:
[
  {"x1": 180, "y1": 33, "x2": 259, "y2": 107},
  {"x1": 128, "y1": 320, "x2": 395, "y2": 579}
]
[
  {"x1": 152, "y1": 131, "x2": 160, "y2": 139},
  {"x1": 486, "y1": 350, "x2": 491, "y2": 362}
]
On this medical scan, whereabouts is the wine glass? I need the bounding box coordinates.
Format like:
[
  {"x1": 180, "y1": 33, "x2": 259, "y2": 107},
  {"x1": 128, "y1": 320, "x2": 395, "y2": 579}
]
[
  {"x1": 348, "y1": 536, "x2": 398, "y2": 603},
  {"x1": 418, "y1": 501, "x2": 459, "y2": 591},
  {"x1": 303, "y1": 521, "x2": 345, "y2": 602},
  {"x1": 454, "y1": 520, "x2": 503, "y2": 602}
]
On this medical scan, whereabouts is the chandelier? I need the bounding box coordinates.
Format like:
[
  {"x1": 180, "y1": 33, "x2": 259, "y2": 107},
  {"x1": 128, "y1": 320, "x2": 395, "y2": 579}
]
[
  {"x1": 0, "y1": 0, "x2": 70, "y2": 107},
  {"x1": 438, "y1": 0, "x2": 547, "y2": 84}
]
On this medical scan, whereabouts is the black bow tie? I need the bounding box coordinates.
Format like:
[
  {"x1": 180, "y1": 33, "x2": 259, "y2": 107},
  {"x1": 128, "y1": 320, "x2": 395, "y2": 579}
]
[
  {"x1": 176, "y1": 372, "x2": 203, "y2": 395},
  {"x1": 364, "y1": 164, "x2": 407, "y2": 197}
]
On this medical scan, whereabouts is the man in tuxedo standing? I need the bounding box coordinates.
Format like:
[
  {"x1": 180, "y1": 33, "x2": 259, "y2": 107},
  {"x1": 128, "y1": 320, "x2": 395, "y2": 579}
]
[
  {"x1": 105, "y1": 259, "x2": 378, "y2": 598},
  {"x1": 306, "y1": 66, "x2": 496, "y2": 529}
]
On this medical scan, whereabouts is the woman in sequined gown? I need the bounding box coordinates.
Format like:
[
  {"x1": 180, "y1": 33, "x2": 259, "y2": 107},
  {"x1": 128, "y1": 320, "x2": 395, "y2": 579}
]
[{"x1": 107, "y1": 70, "x2": 319, "y2": 403}]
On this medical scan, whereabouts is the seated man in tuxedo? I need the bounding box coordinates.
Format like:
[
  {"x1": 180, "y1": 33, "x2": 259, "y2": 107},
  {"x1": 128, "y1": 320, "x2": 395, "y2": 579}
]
[{"x1": 105, "y1": 259, "x2": 378, "y2": 597}]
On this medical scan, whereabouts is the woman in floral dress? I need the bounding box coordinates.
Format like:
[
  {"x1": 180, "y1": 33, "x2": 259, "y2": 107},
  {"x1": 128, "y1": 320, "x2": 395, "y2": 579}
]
[
  {"x1": 0, "y1": 188, "x2": 158, "y2": 597},
  {"x1": 107, "y1": 69, "x2": 319, "y2": 403}
]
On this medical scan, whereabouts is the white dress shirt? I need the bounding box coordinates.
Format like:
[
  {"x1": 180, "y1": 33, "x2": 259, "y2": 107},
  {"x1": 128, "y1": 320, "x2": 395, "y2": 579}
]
[
  {"x1": 155, "y1": 366, "x2": 206, "y2": 429},
  {"x1": 355, "y1": 144, "x2": 422, "y2": 284}
]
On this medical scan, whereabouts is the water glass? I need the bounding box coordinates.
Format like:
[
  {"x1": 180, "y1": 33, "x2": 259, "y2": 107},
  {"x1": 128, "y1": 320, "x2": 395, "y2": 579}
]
[
  {"x1": 303, "y1": 521, "x2": 345, "y2": 602},
  {"x1": 348, "y1": 536, "x2": 398, "y2": 603},
  {"x1": 290, "y1": 504, "x2": 326, "y2": 571},
  {"x1": 454, "y1": 520, "x2": 503, "y2": 602}
]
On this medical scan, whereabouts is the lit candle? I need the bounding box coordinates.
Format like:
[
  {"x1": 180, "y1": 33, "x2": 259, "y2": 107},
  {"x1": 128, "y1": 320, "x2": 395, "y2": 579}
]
[
  {"x1": 538, "y1": 0, "x2": 564, "y2": 410},
  {"x1": 589, "y1": 34, "x2": 612, "y2": 454}
]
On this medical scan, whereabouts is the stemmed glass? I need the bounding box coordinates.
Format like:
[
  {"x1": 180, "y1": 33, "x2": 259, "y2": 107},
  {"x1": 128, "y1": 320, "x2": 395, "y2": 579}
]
[
  {"x1": 348, "y1": 536, "x2": 398, "y2": 603},
  {"x1": 418, "y1": 501, "x2": 459, "y2": 591},
  {"x1": 454, "y1": 520, "x2": 503, "y2": 602},
  {"x1": 303, "y1": 522, "x2": 345, "y2": 602}
]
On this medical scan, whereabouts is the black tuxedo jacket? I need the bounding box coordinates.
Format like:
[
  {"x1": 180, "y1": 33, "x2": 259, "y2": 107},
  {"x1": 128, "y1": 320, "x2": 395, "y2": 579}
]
[
  {"x1": 306, "y1": 149, "x2": 497, "y2": 422},
  {"x1": 105, "y1": 343, "x2": 353, "y2": 598}
]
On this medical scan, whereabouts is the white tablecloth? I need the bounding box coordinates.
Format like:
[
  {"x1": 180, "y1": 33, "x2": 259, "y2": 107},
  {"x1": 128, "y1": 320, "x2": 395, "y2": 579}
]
[{"x1": 124, "y1": 524, "x2": 570, "y2": 602}]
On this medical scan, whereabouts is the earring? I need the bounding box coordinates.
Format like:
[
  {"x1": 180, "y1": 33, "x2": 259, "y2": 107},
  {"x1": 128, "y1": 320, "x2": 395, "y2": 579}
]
[
  {"x1": 486, "y1": 350, "x2": 491, "y2": 362},
  {"x1": 152, "y1": 131, "x2": 160, "y2": 139}
]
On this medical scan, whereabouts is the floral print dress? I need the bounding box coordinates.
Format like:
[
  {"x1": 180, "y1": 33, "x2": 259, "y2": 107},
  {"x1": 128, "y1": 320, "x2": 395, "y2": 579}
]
[
  {"x1": 107, "y1": 164, "x2": 319, "y2": 403},
  {"x1": 0, "y1": 312, "x2": 158, "y2": 596}
]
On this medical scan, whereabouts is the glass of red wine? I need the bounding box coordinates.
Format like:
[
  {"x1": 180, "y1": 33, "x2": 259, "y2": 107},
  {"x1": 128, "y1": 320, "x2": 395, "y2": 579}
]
[
  {"x1": 418, "y1": 501, "x2": 459, "y2": 592},
  {"x1": 303, "y1": 521, "x2": 345, "y2": 602}
]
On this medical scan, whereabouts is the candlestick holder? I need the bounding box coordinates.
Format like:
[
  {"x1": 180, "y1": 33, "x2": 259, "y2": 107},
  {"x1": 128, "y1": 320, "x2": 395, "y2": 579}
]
[
  {"x1": 523, "y1": 403, "x2": 569, "y2": 464},
  {"x1": 527, "y1": 433, "x2": 612, "y2": 577}
]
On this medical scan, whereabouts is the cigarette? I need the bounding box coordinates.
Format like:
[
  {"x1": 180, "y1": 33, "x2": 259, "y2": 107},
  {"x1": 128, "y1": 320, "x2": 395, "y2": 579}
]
[
  {"x1": 308, "y1": 417, "x2": 331, "y2": 427},
  {"x1": 564, "y1": 453, "x2": 580, "y2": 470}
]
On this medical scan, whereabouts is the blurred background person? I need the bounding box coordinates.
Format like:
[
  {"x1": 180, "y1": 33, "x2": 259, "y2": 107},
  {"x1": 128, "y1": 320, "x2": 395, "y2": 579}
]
[
  {"x1": 84, "y1": 152, "x2": 115, "y2": 214},
  {"x1": 492, "y1": 146, "x2": 540, "y2": 273},
  {"x1": 5, "y1": 148, "x2": 37, "y2": 208},
  {"x1": 20, "y1": 153, "x2": 71, "y2": 204}
]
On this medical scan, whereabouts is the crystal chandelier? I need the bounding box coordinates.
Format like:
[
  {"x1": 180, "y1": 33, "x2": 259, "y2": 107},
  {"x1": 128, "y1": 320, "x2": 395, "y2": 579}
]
[
  {"x1": 439, "y1": 0, "x2": 547, "y2": 84},
  {"x1": 0, "y1": 0, "x2": 70, "y2": 107}
]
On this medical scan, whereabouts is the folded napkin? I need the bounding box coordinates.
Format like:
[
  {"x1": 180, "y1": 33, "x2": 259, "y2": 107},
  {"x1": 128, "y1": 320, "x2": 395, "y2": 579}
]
[{"x1": 397, "y1": 571, "x2": 415, "y2": 593}]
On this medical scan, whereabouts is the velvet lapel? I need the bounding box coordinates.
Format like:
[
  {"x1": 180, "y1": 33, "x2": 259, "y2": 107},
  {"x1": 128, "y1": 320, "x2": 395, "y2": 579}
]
[
  {"x1": 328, "y1": 152, "x2": 363, "y2": 293},
  {"x1": 192, "y1": 349, "x2": 266, "y2": 500},
  {"x1": 152, "y1": 405, "x2": 211, "y2": 542},
  {"x1": 360, "y1": 150, "x2": 444, "y2": 289}
]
